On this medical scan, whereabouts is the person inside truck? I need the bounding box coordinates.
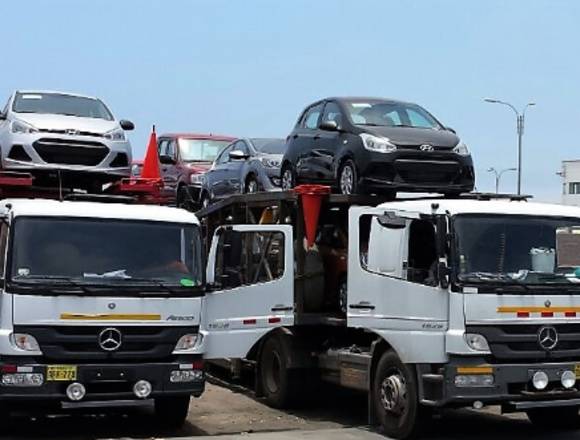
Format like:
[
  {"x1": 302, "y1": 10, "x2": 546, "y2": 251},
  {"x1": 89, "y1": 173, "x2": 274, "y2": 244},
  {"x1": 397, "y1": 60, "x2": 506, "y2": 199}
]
[{"x1": 407, "y1": 219, "x2": 438, "y2": 285}]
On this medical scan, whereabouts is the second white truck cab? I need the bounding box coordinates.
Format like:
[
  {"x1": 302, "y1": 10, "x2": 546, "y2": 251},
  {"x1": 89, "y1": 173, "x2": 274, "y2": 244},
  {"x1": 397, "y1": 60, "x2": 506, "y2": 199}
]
[
  {"x1": 198, "y1": 191, "x2": 580, "y2": 439},
  {"x1": 0, "y1": 199, "x2": 204, "y2": 426}
]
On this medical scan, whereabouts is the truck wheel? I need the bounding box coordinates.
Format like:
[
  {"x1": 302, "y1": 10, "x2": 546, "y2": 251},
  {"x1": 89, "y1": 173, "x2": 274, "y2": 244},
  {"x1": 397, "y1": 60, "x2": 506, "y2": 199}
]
[
  {"x1": 155, "y1": 395, "x2": 191, "y2": 428},
  {"x1": 526, "y1": 406, "x2": 580, "y2": 429},
  {"x1": 259, "y1": 335, "x2": 300, "y2": 408},
  {"x1": 373, "y1": 350, "x2": 429, "y2": 439}
]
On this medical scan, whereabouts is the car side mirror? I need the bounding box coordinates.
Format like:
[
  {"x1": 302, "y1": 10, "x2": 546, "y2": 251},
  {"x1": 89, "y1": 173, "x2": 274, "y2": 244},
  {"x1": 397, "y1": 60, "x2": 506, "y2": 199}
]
[
  {"x1": 120, "y1": 120, "x2": 135, "y2": 131},
  {"x1": 159, "y1": 154, "x2": 176, "y2": 165},
  {"x1": 445, "y1": 126, "x2": 456, "y2": 134},
  {"x1": 229, "y1": 150, "x2": 249, "y2": 160},
  {"x1": 319, "y1": 120, "x2": 339, "y2": 132}
]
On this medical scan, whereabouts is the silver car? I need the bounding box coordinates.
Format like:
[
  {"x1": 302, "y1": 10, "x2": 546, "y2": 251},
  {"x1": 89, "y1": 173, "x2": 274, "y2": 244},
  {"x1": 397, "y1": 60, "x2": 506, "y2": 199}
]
[{"x1": 0, "y1": 90, "x2": 134, "y2": 191}]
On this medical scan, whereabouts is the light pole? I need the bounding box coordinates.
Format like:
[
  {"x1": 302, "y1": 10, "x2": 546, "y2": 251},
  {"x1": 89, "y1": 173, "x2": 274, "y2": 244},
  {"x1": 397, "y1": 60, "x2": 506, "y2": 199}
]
[
  {"x1": 487, "y1": 167, "x2": 516, "y2": 194},
  {"x1": 483, "y1": 98, "x2": 536, "y2": 195}
]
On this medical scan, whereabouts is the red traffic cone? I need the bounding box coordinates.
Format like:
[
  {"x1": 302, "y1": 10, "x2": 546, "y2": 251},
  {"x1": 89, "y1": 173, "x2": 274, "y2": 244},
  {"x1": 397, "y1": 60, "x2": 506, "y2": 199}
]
[
  {"x1": 141, "y1": 125, "x2": 161, "y2": 179},
  {"x1": 294, "y1": 185, "x2": 331, "y2": 248}
]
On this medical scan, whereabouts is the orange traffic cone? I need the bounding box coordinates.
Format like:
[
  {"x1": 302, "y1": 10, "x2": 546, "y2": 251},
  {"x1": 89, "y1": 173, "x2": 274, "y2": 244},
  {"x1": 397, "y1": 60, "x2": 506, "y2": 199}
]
[
  {"x1": 141, "y1": 125, "x2": 161, "y2": 179},
  {"x1": 294, "y1": 184, "x2": 331, "y2": 248}
]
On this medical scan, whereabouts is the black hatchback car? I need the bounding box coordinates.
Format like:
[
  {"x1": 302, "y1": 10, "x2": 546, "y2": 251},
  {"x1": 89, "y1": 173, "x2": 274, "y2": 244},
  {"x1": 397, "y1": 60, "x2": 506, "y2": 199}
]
[{"x1": 280, "y1": 97, "x2": 474, "y2": 196}]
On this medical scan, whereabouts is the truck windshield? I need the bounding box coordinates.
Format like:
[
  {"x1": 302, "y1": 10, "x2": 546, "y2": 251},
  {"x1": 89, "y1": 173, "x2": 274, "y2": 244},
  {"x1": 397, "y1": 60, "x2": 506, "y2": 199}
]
[
  {"x1": 178, "y1": 139, "x2": 230, "y2": 162},
  {"x1": 8, "y1": 217, "x2": 202, "y2": 289},
  {"x1": 12, "y1": 92, "x2": 113, "y2": 120},
  {"x1": 454, "y1": 214, "x2": 580, "y2": 287}
]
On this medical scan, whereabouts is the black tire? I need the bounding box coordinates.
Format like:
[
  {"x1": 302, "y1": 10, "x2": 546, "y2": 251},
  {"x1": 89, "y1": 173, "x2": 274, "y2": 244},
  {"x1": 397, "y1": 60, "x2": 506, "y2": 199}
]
[
  {"x1": 373, "y1": 350, "x2": 430, "y2": 439},
  {"x1": 176, "y1": 186, "x2": 194, "y2": 210},
  {"x1": 338, "y1": 159, "x2": 359, "y2": 195},
  {"x1": 155, "y1": 395, "x2": 191, "y2": 428},
  {"x1": 199, "y1": 192, "x2": 211, "y2": 209},
  {"x1": 281, "y1": 164, "x2": 296, "y2": 191},
  {"x1": 245, "y1": 176, "x2": 260, "y2": 194},
  {"x1": 259, "y1": 335, "x2": 301, "y2": 408},
  {"x1": 526, "y1": 406, "x2": 580, "y2": 429}
]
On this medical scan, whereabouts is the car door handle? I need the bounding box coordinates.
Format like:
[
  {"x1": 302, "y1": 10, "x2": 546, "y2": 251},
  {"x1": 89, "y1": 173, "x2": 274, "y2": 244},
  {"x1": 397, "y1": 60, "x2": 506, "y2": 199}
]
[
  {"x1": 349, "y1": 302, "x2": 375, "y2": 310},
  {"x1": 271, "y1": 305, "x2": 293, "y2": 312}
]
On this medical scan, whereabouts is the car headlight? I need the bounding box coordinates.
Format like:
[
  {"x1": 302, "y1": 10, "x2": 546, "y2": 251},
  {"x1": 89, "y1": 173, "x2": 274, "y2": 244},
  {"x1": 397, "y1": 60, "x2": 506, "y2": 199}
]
[
  {"x1": 190, "y1": 173, "x2": 205, "y2": 185},
  {"x1": 10, "y1": 333, "x2": 41, "y2": 352},
  {"x1": 11, "y1": 120, "x2": 38, "y2": 134},
  {"x1": 464, "y1": 333, "x2": 490, "y2": 352},
  {"x1": 174, "y1": 333, "x2": 203, "y2": 352},
  {"x1": 104, "y1": 128, "x2": 126, "y2": 141},
  {"x1": 360, "y1": 133, "x2": 397, "y2": 153},
  {"x1": 261, "y1": 157, "x2": 281, "y2": 168},
  {"x1": 453, "y1": 141, "x2": 470, "y2": 156}
]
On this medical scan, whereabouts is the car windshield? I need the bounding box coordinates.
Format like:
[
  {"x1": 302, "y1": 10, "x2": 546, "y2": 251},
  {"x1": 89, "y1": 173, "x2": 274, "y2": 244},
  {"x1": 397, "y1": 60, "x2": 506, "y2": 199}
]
[
  {"x1": 345, "y1": 101, "x2": 442, "y2": 129},
  {"x1": 454, "y1": 214, "x2": 580, "y2": 287},
  {"x1": 178, "y1": 139, "x2": 230, "y2": 162},
  {"x1": 251, "y1": 138, "x2": 286, "y2": 154},
  {"x1": 9, "y1": 217, "x2": 203, "y2": 288},
  {"x1": 12, "y1": 92, "x2": 113, "y2": 120}
]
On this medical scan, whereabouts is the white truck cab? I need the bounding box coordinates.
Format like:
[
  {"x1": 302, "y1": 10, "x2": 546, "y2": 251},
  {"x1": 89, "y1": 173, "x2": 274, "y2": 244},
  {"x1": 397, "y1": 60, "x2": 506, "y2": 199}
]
[
  {"x1": 0, "y1": 199, "x2": 204, "y2": 426},
  {"x1": 199, "y1": 191, "x2": 580, "y2": 439}
]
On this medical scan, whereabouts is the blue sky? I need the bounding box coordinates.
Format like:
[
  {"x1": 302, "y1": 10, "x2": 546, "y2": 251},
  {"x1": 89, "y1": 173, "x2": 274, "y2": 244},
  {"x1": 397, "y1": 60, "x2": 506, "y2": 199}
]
[{"x1": 2, "y1": 0, "x2": 579, "y2": 200}]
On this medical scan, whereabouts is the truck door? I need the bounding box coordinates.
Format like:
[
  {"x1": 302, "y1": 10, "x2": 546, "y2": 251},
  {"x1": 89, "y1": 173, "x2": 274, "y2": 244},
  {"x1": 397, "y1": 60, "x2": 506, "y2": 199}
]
[{"x1": 203, "y1": 224, "x2": 294, "y2": 359}]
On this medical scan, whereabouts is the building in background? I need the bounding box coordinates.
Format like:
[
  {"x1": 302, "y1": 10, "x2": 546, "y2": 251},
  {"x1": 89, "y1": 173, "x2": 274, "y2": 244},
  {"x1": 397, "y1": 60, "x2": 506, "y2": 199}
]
[{"x1": 560, "y1": 160, "x2": 580, "y2": 206}]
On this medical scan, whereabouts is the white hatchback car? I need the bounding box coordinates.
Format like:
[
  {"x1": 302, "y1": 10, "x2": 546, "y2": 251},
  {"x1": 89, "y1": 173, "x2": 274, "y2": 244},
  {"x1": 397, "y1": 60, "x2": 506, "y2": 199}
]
[{"x1": 0, "y1": 90, "x2": 134, "y2": 191}]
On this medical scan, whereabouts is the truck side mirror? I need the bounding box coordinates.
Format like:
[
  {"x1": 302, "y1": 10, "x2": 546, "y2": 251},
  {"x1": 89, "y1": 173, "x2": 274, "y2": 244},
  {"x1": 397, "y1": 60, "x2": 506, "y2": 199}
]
[
  {"x1": 377, "y1": 213, "x2": 406, "y2": 229},
  {"x1": 159, "y1": 154, "x2": 176, "y2": 165}
]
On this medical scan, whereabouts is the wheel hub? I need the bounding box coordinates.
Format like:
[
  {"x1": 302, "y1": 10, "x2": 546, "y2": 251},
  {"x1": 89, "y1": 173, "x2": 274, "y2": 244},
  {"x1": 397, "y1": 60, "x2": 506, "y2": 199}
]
[
  {"x1": 380, "y1": 372, "x2": 407, "y2": 415},
  {"x1": 340, "y1": 166, "x2": 353, "y2": 194},
  {"x1": 282, "y1": 170, "x2": 293, "y2": 190}
]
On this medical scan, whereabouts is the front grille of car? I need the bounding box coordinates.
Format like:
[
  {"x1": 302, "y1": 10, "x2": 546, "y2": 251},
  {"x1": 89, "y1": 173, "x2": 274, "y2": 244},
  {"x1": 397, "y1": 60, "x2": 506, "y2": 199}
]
[
  {"x1": 467, "y1": 324, "x2": 580, "y2": 363},
  {"x1": 32, "y1": 138, "x2": 109, "y2": 166},
  {"x1": 38, "y1": 129, "x2": 104, "y2": 138},
  {"x1": 14, "y1": 325, "x2": 198, "y2": 363},
  {"x1": 394, "y1": 157, "x2": 461, "y2": 184}
]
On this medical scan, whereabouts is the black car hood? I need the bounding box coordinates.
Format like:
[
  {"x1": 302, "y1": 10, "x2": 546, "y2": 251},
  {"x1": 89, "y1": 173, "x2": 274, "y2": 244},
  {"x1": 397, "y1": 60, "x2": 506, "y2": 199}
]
[{"x1": 362, "y1": 126, "x2": 459, "y2": 148}]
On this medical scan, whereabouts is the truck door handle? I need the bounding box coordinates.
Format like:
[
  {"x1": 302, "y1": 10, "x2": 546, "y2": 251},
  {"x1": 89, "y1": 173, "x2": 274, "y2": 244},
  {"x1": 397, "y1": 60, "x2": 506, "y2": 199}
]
[
  {"x1": 271, "y1": 305, "x2": 293, "y2": 312},
  {"x1": 349, "y1": 302, "x2": 375, "y2": 310}
]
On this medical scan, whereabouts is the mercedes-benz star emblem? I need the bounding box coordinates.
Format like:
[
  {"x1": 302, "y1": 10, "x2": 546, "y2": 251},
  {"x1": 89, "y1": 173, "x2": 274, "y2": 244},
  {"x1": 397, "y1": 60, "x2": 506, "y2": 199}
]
[
  {"x1": 537, "y1": 326, "x2": 558, "y2": 351},
  {"x1": 108, "y1": 302, "x2": 116, "y2": 310},
  {"x1": 420, "y1": 144, "x2": 434, "y2": 152},
  {"x1": 98, "y1": 328, "x2": 122, "y2": 352}
]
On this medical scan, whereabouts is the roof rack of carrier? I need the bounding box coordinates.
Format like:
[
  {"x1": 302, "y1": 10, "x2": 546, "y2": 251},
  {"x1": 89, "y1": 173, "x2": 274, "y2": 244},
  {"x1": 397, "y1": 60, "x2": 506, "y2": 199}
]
[{"x1": 449, "y1": 192, "x2": 532, "y2": 201}]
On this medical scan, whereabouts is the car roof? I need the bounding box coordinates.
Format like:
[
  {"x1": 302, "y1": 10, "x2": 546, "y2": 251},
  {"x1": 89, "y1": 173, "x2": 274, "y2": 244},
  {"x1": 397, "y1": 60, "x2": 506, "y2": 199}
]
[
  {"x1": 0, "y1": 199, "x2": 200, "y2": 225},
  {"x1": 14, "y1": 90, "x2": 100, "y2": 100},
  {"x1": 326, "y1": 96, "x2": 415, "y2": 105},
  {"x1": 159, "y1": 133, "x2": 236, "y2": 141}
]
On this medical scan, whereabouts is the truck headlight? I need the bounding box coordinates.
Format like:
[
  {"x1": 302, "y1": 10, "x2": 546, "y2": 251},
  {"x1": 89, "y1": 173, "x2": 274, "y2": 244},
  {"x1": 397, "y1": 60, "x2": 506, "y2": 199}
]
[
  {"x1": 464, "y1": 333, "x2": 490, "y2": 352},
  {"x1": 360, "y1": 133, "x2": 397, "y2": 153},
  {"x1": 190, "y1": 173, "x2": 205, "y2": 185},
  {"x1": 11, "y1": 120, "x2": 38, "y2": 134},
  {"x1": 452, "y1": 141, "x2": 470, "y2": 156},
  {"x1": 104, "y1": 128, "x2": 126, "y2": 141},
  {"x1": 174, "y1": 334, "x2": 202, "y2": 352},
  {"x1": 11, "y1": 333, "x2": 40, "y2": 352}
]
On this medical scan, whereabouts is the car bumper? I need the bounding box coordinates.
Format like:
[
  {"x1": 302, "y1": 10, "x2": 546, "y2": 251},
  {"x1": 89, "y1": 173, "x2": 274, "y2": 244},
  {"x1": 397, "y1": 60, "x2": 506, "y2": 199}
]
[
  {"x1": 0, "y1": 359, "x2": 204, "y2": 403},
  {"x1": 356, "y1": 150, "x2": 475, "y2": 193},
  {"x1": 421, "y1": 358, "x2": 580, "y2": 410}
]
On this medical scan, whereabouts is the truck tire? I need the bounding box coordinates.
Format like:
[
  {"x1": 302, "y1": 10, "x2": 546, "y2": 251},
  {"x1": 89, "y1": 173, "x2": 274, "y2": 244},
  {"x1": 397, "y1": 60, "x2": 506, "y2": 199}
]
[
  {"x1": 259, "y1": 335, "x2": 301, "y2": 408},
  {"x1": 373, "y1": 350, "x2": 429, "y2": 439},
  {"x1": 526, "y1": 406, "x2": 580, "y2": 429},
  {"x1": 155, "y1": 395, "x2": 191, "y2": 428}
]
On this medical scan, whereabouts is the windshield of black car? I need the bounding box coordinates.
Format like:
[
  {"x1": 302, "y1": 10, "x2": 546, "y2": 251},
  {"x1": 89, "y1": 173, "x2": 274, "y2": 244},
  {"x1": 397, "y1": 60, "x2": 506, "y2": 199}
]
[
  {"x1": 251, "y1": 138, "x2": 286, "y2": 154},
  {"x1": 12, "y1": 93, "x2": 113, "y2": 120},
  {"x1": 9, "y1": 217, "x2": 202, "y2": 289},
  {"x1": 345, "y1": 101, "x2": 442, "y2": 129},
  {"x1": 178, "y1": 139, "x2": 230, "y2": 162},
  {"x1": 454, "y1": 214, "x2": 580, "y2": 286}
]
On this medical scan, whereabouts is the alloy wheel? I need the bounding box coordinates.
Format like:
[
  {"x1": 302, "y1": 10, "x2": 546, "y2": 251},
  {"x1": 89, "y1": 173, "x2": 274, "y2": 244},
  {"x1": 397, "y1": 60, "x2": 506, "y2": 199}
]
[
  {"x1": 281, "y1": 168, "x2": 294, "y2": 190},
  {"x1": 340, "y1": 165, "x2": 354, "y2": 194}
]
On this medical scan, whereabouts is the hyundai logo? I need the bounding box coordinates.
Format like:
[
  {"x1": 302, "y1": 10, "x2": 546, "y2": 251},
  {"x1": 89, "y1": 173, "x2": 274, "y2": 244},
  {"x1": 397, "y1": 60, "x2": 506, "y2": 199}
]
[
  {"x1": 98, "y1": 328, "x2": 122, "y2": 352},
  {"x1": 420, "y1": 144, "x2": 434, "y2": 152},
  {"x1": 537, "y1": 326, "x2": 558, "y2": 351}
]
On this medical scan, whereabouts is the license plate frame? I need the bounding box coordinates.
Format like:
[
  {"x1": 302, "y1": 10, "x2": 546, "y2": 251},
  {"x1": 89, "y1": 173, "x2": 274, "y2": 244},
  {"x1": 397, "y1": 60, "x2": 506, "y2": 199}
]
[{"x1": 46, "y1": 365, "x2": 77, "y2": 382}]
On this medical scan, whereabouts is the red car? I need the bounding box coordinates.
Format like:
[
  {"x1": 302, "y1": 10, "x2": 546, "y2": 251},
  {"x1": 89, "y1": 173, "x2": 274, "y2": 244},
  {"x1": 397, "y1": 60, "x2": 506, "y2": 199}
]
[{"x1": 134, "y1": 133, "x2": 235, "y2": 209}]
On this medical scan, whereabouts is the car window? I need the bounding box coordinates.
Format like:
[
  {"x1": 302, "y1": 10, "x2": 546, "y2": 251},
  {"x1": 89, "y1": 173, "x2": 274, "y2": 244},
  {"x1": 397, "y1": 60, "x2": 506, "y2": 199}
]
[
  {"x1": 406, "y1": 108, "x2": 436, "y2": 128},
  {"x1": 158, "y1": 139, "x2": 168, "y2": 155},
  {"x1": 166, "y1": 140, "x2": 176, "y2": 158},
  {"x1": 301, "y1": 103, "x2": 324, "y2": 130},
  {"x1": 234, "y1": 140, "x2": 249, "y2": 155},
  {"x1": 345, "y1": 101, "x2": 442, "y2": 129},
  {"x1": 216, "y1": 145, "x2": 233, "y2": 165},
  {"x1": 321, "y1": 101, "x2": 343, "y2": 126},
  {"x1": 12, "y1": 92, "x2": 113, "y2": 120}
]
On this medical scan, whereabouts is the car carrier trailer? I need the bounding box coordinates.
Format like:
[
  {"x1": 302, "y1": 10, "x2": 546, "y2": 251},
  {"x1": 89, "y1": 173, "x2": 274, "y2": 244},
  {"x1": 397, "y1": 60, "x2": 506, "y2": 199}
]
[{"x1": 198, "y1": 187, "x2": 580, "y2": 439}]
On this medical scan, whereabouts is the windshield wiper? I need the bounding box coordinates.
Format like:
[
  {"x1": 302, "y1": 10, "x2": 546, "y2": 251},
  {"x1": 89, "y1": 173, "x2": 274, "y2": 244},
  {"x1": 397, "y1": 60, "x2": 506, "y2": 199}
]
[{"x1": 9, "y1": 275, "x2": 95, "y2": 295}]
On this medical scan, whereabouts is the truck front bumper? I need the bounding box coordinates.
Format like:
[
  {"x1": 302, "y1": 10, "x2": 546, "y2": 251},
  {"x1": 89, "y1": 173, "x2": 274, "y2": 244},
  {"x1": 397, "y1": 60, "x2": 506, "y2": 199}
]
[
  {"x1": 420, "y1": 358, "x2": 580, "y2": 411},
  {"x1": 0, "y1": 359, "x2": 205, "y2": 404}
]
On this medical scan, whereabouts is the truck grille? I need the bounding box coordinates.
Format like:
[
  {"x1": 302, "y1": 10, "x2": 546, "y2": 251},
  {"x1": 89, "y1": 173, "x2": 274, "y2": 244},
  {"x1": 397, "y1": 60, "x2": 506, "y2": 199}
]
[
  {"x1": 467, "y1": 324, "x2": 580, "y2": 362},
  {"x1": 32, "y1": 138, "x2": 109, "y2": 166},
  {"x1": 14, "y1": 326, "x2": 197, "y2": 363}
]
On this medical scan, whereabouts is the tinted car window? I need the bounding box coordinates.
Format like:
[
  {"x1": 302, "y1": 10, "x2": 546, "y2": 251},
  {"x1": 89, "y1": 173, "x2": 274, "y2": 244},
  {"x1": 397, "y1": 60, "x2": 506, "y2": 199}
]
[
  {"x1": 166, "y1": 140, "x2": 176, "y2": 158},
  {"x1": 234, "y1": 140, "x2": 249, "y2": 155},
  {"x1": 321, "y1": 101, "x2": 343, "y2": 126},
  {"x1": 12, "y1": 92, "x2": 113, "y2": 120},
  {"x1": 251, "y1": 138, "x2": 286, "y2": 154},
  {"x1": 345, "y1": 101, "x2": 441, "y2": 129},
  {"x1": 301, "y1": 103, "x2": 324, "y2": 129},
  {"x1": 178, "y1": 139, "x2": 230, "y2": 162},
  {"x1": 216, "y1": 145, "x2": 233, "y2": 164}
]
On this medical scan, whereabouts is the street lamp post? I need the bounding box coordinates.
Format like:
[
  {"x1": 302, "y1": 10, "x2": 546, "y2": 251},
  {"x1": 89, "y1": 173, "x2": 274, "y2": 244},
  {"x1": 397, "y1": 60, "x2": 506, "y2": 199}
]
[
  {"x1": 483, "y1": 98, "x2": 536, "y2": 195},
  {"x1": 487, "y1": 167, "x2": 517, "y2": 194}
]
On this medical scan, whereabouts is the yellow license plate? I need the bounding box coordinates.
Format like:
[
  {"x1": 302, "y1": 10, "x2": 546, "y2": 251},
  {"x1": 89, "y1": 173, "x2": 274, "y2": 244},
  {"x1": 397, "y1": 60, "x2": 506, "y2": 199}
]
[{"x1": 46, "y1": 365, "x2": 77, "y2": 381}]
